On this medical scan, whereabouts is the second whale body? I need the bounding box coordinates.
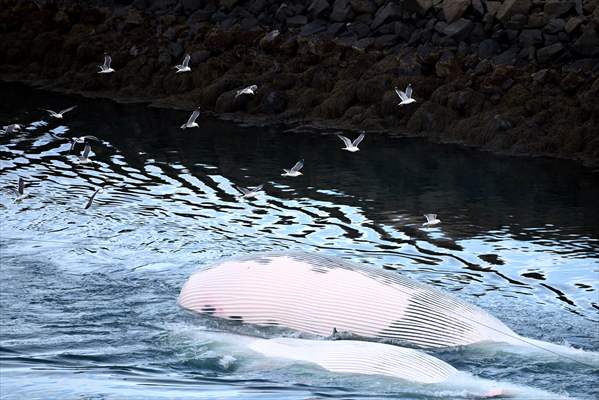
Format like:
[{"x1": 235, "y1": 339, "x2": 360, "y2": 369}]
[{"x1": 178, "y1": 252, "x2": 522, "y2": 349}]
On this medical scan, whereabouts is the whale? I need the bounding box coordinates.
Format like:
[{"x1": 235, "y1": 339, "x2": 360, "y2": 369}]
[{"x1": 178, "y1": 252, "x2": 523, "y2": 349}]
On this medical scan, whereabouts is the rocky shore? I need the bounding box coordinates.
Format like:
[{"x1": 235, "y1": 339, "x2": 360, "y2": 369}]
[{"x1": 1, "y1": 0, "x2": 598, "y2": 166}]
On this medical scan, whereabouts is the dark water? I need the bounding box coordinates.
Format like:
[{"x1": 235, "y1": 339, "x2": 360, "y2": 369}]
[{"x1": 1, "y1": 82, "x2": 598, "y2": 399}]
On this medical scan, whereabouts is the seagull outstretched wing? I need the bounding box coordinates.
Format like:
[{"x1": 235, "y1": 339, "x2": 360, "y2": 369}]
[
  {"x1": 182, "y1": 54, "x2": 190, "y2": 68},
  {"x1": 291, "y1": 159, "x2": 304, "y2": 172},
  {"x1": 82, "y1": 143, "x2": 91, "y2": 158},
  {"x1": 188, "y1": 109, "x2": 200, "y2": 124},
  {"x1": 394, "y1": 87, "x2": 407, "y2": 102},
  {"x1": 59, "y1": 105, "x2": 77, "y2": 115},
  {"x1": 337, "y1": 134, "x2": 353, "y2": 148},
  {"x1": 104, "y1": 55, "x2": 112, "y2": 69},
  {"x1": 405, "y1": 84, "x2": 413, "y2": 99},
  {"x1": 353, "y1": 132, "x2": 365, "y2": 147}
]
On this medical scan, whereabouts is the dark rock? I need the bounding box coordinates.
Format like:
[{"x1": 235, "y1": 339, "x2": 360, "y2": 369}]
[
  {"x1": 330, "y1": 0, "x2": 354, "y2": 21},
  {"x1": 328, "y1": 22, "x2": 346, "y2": 35},
  {"x1": 560, "y1": 71, "x2": 585, "y2": 92},
  {"x1": 493, "y1": 47, "x2": 518, "y2": 65},
  {"x1": 527, "y1": 12, "x2": 546, "y2": 28},
  {"x1": 496, "y1": 0, "x2": 531, "y2": 22},
  {"x1": 352, "y1": 37, "x2": 374, "y2": 50},
  {"x1": 537, "y1": 42, "x2": 564, "y2": 63},
  {"x1": 348, "y1": 22, "x2": 371, "y2": 37},
  {"x1": 371, "y1": 1, "x2": 402, "y2": 28},
  {"x1": 564, "y1": 16, "x2": 584, "y2": 33},
  {"x1": 435, "y1": 50, "x2": 459, "y2": 77},
  {"x1": 474, "y1": 59, "x2": 493, "y2": 74},
  {"x1": 544, "y1": 33, "x2": 559, "y2": 45},
  {"x1": 443, "y1": 0, "x2": 470, "y2": 23},
  {"x1": 259, "y1": 30, "x2": 281, "y2": 50},
  {"x1": 434, "y1": 21, "x2": 448, "y2": 34},
  {"x1": 181, "y1": 0, "x2": 205, "y2": 12},
  {"x1": 261, "y1": 90, "x2": 288, "y2": 113},
  {"x1": 443, "y1": 18, "x2": 473, "y2": 41},
  {"x1": 544, "y1": 0, "x2": 574, "y2": 19},
  {"x1": 376, "y1": 22, "x2": 396, "y2": 34},
  {"x1": 472, "y1": 0, "x2": 486, "y2": 14},
  {"x1": 506, "y1": 13, "x2": 528, "y2": 29},
  {"x1": 395, "y1": 22, "x2": 413, "y2": 41},
  {"x1": 308, "y1": 0, "x2": 331, "y2": 17},
  {"x1": 518, "y1": 29, "x2": 543, "y2": 46},
  {"x1": 572, "y1": 28, "x2": 599, "y2": 56},
  {"x1": 168, "y1": 42, "x2": 184, "y2": 59},
  {"x1": 287, "y1": 15, "x2": 308, "y2": 26},
  {"x1": 374, "y1": 34, "x2": 398, "y2": 48},
  {"x1": 447, "y1": 88, "x2": 486, "y2": 116},
  {"x1": 350, "y1": 0, "x2": 376, "y2": 14},
  {"x1": 407, "y1": 101, "x2": 456, "y2": 132},
  {"x1": 544, "y1": 18, "x2": 565, "y2": 34},
  {"x1": 403, "y1": 0, "x2": 433, "y2": 15},
  {"x1": 318, "y1": 80, "x2": 356, "y2": 118},
  {"x1": 478, "y1": 38, "x2": 500, "y2": 58},
  {"x1": 301, "y1": 20, "x2": 328, "y2": 35}
]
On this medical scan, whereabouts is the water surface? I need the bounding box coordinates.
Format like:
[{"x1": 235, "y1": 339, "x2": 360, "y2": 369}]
[{"x1": 1, "y1": 82, "x2": 598, "y2": 399}]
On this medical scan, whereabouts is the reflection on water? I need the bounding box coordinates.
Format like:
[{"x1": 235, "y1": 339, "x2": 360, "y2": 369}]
[{"x1": 1, "y1": 82, "x2": 598, "y2": 399}]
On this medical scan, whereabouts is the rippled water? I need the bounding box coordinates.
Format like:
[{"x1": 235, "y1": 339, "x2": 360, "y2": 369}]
[{"x1": 1, "y1": 82, "x2": 598, "y2": 399}]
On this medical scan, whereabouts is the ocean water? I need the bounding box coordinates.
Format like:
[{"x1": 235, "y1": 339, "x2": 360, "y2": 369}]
[{"x1": 1, "y1": 82, "x2": 598, "y2": 399}]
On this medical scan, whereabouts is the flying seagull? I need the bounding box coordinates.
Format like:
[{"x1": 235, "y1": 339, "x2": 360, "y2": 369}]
[
  {"x1": 49, "y1": 134, "x2": 99, "y2": 153},
  {"x1": 98, "y1": 54, "x2": 114, "y2": 74},
  {"x1": 423, "y1": 214, "x2": 441, "y2": 226},
  {"x1": 78, "y1": 143, "x2": 93, "y2": 164},
  {"x1": 1, "y1": 124, "x2": 22, "y2": 134},
  {"x1": 395, "y1": 84, "x2": 416, "y2": 106},
  {"x1": 235, "y1": 85, "x2": 258, "y2": 98},
  {"x1": 42, "y1": 106, "x2": 77, "y2": 119},
  {"x1": 180, "y1": 108, "x2": 200, "y2": 129},
  {"x1": 7, "y1": 177, "x2": 26, "y2": 200},
  {"x1": 175, "y1": 54, "x2": 191, "y2": 73},
  {"x1": 338, "y1": 132, "x2": 365, "y2": 152},
  {"x1": 84, "y1": 187, "x2": 103, "y2": 209},
  {"x1": 235, "y1": 184, "x2": 264, "y2": 199},
  {"x1": 281, "y1": 159, "x2": 304, "y2": 177}
]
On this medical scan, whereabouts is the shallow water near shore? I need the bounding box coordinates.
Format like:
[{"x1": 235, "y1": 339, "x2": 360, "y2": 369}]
[{"x1": 1, "y1": 82, "x2": 598, "y2": 399}]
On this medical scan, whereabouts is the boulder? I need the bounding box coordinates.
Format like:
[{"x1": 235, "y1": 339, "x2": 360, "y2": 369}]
[
  {"x1": 496, "y1": 0, "x2": 531, "y2": 22},
  {"x1": 330, "y1": 0, "x2": 354, "y2": 21},
  {"x1": 478, "y1": 38, "x2": 500, "y2": 58},
  {"x1": 472, "y1": 0, "x2": 486, "y2": 14},
  {"x1": 544, "y1": 18, "x2": 565, "y2": 33},
  {"x1": 518, "y1": 29, "x2": 543, "y2": 46},
  {"x1": 371, "y1": 2, "x2": 402, "y2": 28},
  {"x1": 443, "y1": 0, "x2": 471, "y2": 23},
  {"x1": 301, "y1": 20, "x2": 328, "y2": 35},
  {"x1": 564, "y1": 16, "x2": 584, "y2": 33},
  {"x1": 544, "y1": 0, "x2": 574, "y2": 19},
  {"x1": 443, "y1": 18, "x2": 473, "y2": 41},
  {"x1": 572, "y1": 27, "x2": 599, "y2": 56},
  {"x1": 350, "y1": 0, "x2": 376, "y2": 14},
  {"x1": 308, "y1": 0, "x2": 331, "y2": 17},
  {"x1": 403, "y1": 0, "x2": 433, "y2": 15},
  {"x1": 536, "y1": 42, "x2": 564, "y2": 63}
]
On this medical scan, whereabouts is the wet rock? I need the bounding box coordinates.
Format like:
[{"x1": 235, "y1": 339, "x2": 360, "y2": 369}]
[
  {"x1": 330, "y1": 0, "x2": 354, "y2": 22},
  {"x1": 478, "y1": 38, "x2": 500, "y2": 58},
  {"x1": 544, "y1": 0, "x2": 574, "y2": 19},
  {"x1": 496, "y1": 0, "x2": 531, "y2": 22},
  {"x1": 350, "y1": 0, "x2": 376, "y2": 14},
  {"x1": 403, "y1": 0, "x2": 433, "y2": 15},
  {"x1": 443, "y1": 0, "x2": 471, "y2": 23},
  {"x1": 407, "y1": 101, "x2": 456, "y2": 132},
  {"x1": 572, "y1": 27, "x2": 599, "y2": 56},
  {"x1": 443, "y1": 18, "x2": 473, "y2": 41},
  {"x1": 261, "y1": 90, "x2": 288, "y2": 113},
  {"x1": 518, "y1": 29, "x2": 543, "y2": 47},
  {"x1": 544, "y1": 18, "x2": 565, "y2": 34},
  {"x1": 371, "y1": 1, "x2": 402, "y2": 28},
  {"x1": 308, "y1": 0, "x2": 331, "y2": 17},
  {"x1": 537, "y1": 42, "x2": 564, "y2": 63}
]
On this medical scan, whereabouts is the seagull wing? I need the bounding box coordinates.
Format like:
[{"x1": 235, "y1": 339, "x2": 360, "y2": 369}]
[
  {"x1": 59, "y1": 105, "x2": 77, "y2": 115},
  {"x1": 394, "y1": 87, "x2": 407, "y2": 101},
  {"x1": 104, "y1": 55, "x2": 111, "y2": 69},
  {"x1": 250, "y1": 84, "x2": 258, "y2": 92},
  {"x1": 82, "y1": 135, "x2": 100, "y2": 142},
  {"x1": 235, "y1": 186, "x2": 251, "y2": 195},
  {"x1": 252, "y1": 184, "x2": 264, "y2": 193},
  {"x1": 352, "y1": 132, "x2": 365, "y2": 147},
  {"x1": 85, "y1": 188, "x2": 102, "y2": 209},
  {"x1": 43, "y1": 109, "x2": 56, "y2": 115},
  {"x1": 82, "y1": 143, "x2": 91, "y2": 158},
  {"x1": 291, "y1": 159, "x2": 304, "y2": 172},
  {"x1": 424, "y1": 214, "x2": 433, "y2": 222},
  {"x1": 182, "y1": 54, "x2": 190, "y2": 68},
  {"x1": 406, "y1": 84, "x2": 413, "y2": 99},
  {"x1": 18, "y1": 178, "x2": 24, "y2": 196},
  {"x1": 188, "y1": 109, "x2": 200, "y2": 124},
  {"x1": 337, "y1": 134, "x2": 353, "y2": 148}
]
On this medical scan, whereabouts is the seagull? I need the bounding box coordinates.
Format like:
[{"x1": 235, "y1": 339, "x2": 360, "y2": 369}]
[
  {"x1": 7, "y1": 177, "x2": 26, "y2": 200},
  {"x1": 84, "y1": 187, "x2": 103, "y2": 209},
  {"x1": 175, "y1": 54, "x2": 191, "y2": 73},
  {"x1": 395, "y1": 84, "x2": 416, "y2": 106},
  {"x1": 42, "y1": 105, "x2": 77, "y2": 119},
  {"x1": 235, "y1": 85, "x2": 258, "y2": 98},
  {"x1": 235, "y1": 184, "x2": 264, "y2": 199},
  {"x1": 281, "y1": 159, "x2": 304, "y2": 177},
  {"x1": 338, "y1": 132, "x2": 365, "y2": 152},
  {"x1": 78, "y1": 143, "x2": 93, "y2": 164},
  {"x1": 97, "y1": 54, "x2": 114, "y2": 74},
  {"x1": 423, "y1": 214, "x2": 441, "y2": 226},
  {"x1": 50, "y1": 134, "x2": 99, "y2": 153},
  {"x1": 180, "y1": 108, "x2": 200, "y2": 129},
  {"x1": 1, "y1": 124, "x2": 22, "y2": 134}
]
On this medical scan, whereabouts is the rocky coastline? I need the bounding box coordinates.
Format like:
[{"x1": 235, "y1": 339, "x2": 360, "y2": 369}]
[{"x1": 1, "y1": 0, "x2": 598, "y2": 166}]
